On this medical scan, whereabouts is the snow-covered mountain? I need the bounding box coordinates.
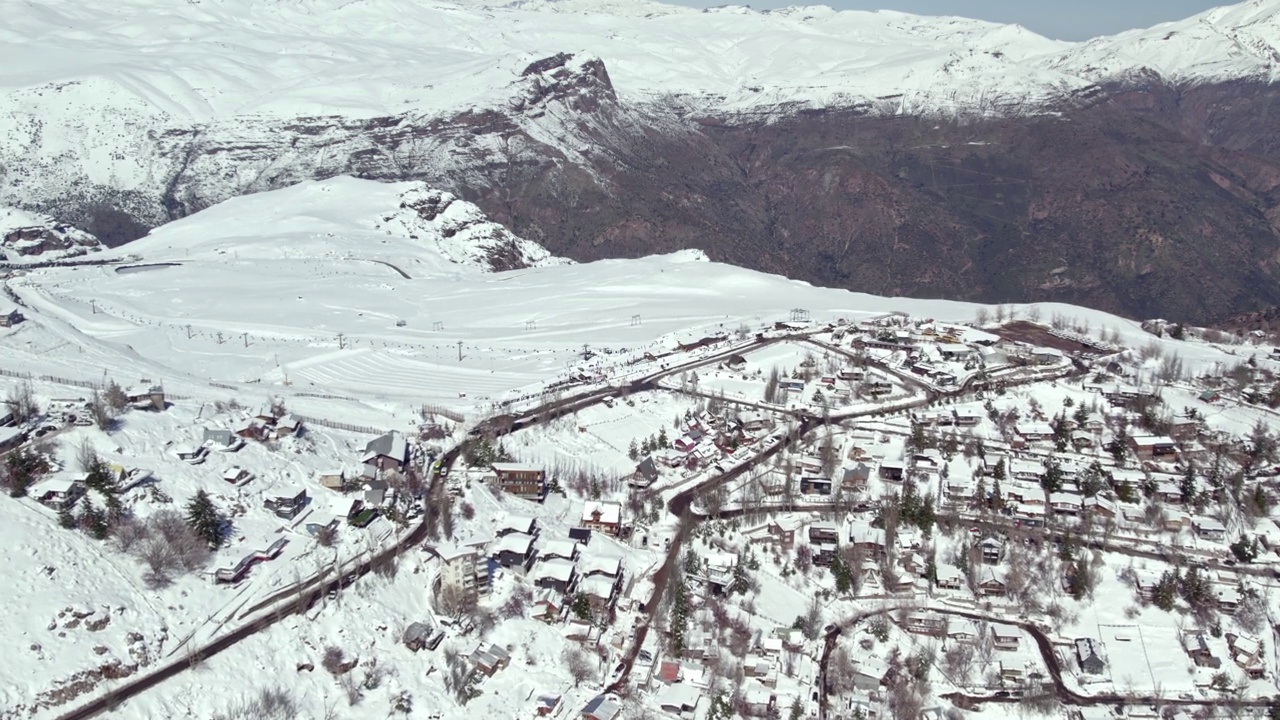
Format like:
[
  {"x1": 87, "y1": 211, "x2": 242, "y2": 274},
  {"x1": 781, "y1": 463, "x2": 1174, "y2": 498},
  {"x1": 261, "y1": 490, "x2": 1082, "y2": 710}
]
[
  {"x1": 0, "y1": 207, "x2": 104, "y2": 264},
  {"x1": 119, "y1": 177, "x2": 566, "y2": 273},
  {"x1": 6, "y1": 0, "x2": 1280, "y2": 323}
]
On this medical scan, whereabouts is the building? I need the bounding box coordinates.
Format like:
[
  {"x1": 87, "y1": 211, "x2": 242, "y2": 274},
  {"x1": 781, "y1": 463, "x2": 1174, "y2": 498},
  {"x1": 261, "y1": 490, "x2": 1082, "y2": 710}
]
[
  {"x1": 1075, "y1": 638, "x2": 1106, "y2": 675},
  {"x1": 581, "y1": 501, "x2": 622, "y2": 536},
  {"x1": 437, "y1": 544, "x2": 488, "y2": 599},
  {"x1": 990, "y1": 623, "x2": 1021, "y2": 651},
  {"x1": 490, "y1": 532, "x2": 537, "y2": 570},
  {"x1": 125, "y1": 385, "x2": 166, "y2": 411},
  {"x1": 1128, "y1": 435, "x2": 1178, "y2": 461},
  {"x1": 842, "y1": 463, "x2": 872, "y2": 493},
  {"x1": 582, "y1": 695, "x2": 623, "y2": 720},
  {"x1": 264, "y1": 487, "x2": 308, "y2": 519},
  {"x1": 0, "y1": 301, "x2": 23, "y2": 328},
  {"x1": 362, "y1": 432, "x2": 409, "y2": 476},
  {"x1": 29, "y1": 476, "x2": 84, "y2": 510},
  {"x1": 533, "y1": 558, "x2": 577, "y2": 594},
  {"x1": 492, "y1": 463, "x2": 546, "y2": 501},
  {"x1": 901, "y1": 613, "x2": 947, "y2": 637},
  {"x1": 632, "y1": 456, "x2": 659, "y2": 487},
  {"x1": 316, "y1": 468, "x2": 347, "y2": 491},
  {"x1": 799, "y1": 476, "x2": 833, "y2": 496}
]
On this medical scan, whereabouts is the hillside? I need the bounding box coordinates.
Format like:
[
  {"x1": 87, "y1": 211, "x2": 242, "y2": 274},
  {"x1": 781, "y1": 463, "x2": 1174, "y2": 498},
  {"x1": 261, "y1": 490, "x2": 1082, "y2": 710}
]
[{"x1": 6, "y1": 0, "x2": 1280, "y2": 322}]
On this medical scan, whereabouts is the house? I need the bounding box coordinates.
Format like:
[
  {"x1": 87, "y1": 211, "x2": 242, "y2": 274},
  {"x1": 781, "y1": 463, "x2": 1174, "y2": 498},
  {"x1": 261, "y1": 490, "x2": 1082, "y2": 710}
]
[
  {"x1": 673, "y1": 436, "x2": 698, "y2": 453},
  {"x1": 725, "y1": 354, "x2": 748, "y2": 372},
  {"x1": 222, "y1": 467, "x2": 252, "y2": 485},
  {"x1": 491, "y1": 463, "x2": 546, "y2": 501},
  {"x1": 490, "y1": 532, "x2": 537, "y2": 570},
  {"x1": 274, "y1": 414, "x2": 301, "y2": 438},
  {"x1": 363, "y1": 432, "x2": 409, "y2": 476},
  {"x1": 1181, "y1": 632, "x2": 1220, "y2": 668},
  {"x1": 29, "y1": 477, "x2": 84, "y2": 510},
  {"x1": 990, "y1": 623, "x2": 1021, "y2": 651},
  {"x1": 1226, "y1": 634, "x2": 1266, "y2": 678},
  {"x1": 202, "y1": 428, "x2": 244, "y2": 452},
  {"x1": 1075, "y1": 638, "x2": 1106, "y2": 675},
  {"x1": 979, "y1": 537, "x2": 1005, "y2": 565},
  {"x1": 0, "y1": 302, "x2": 23, "y2": 328},
  {"x1": 532, "y1": 558, "x2": 577, "y2": 594},
  {"x1": 947, "y1": 619, "x2": 979, "y2": 643},
  {"x1": 842, "y1": 463, "x2": 872, "y2": 492},
  {"x1": 538, "y1": 538, "x2": 579, "y2": 562},
  {"x1": 1016, "y1": 423, "x2": 1055, "y2": 442},
  {"x1": 303, "y1": 514, "x2": 340, "y2": 538},
  {"x1": 316, "y1": 469, "x2": 347, "y2": 491},
  {"x1": 849, "y1": 657, "x2": 890, "y2": 691},
  {"x1": 1128, "y1": 435, "x2": 1178, "y2": 461},
  {"x1": 470, "y1": 643, "x2": 511, "y2": 676},
  {"x1": 657, "y1": 683, "x2": 703, "y2": 717},
  {"x1": 1199, "y1": 390, "x2": 1222, "y2": 404},
  {"x1": 581, "y1": 501, "x2": 622, "y2": 536},
  {"x1": 704, "y1": 552, "x2": 738, "y2": 592},
  {"x1": 0, "y1": 425, "x2": 28, "y2": 452},
  {"x1": 1049, "y1": 492, "x2": 1083, "y2": 517},
  {"x1": 582, "y1": 695, "x2": 623, "y2": 720},
  {"x1": 174, "y1": 444, "x2": 207, "y2": 465},
  {"x1": 809, "y1": 522, "x2": 840, "y2": 545},
  {"x1": 535, "y1": 694, "x2": 563, "y2": 716},
  {"x1": 799, "y1": 476, "x2": 833, "y2": 496},
  {"x1": 849, "y1": 523, "x2": 887, "y2": 557},
  {"x1": 1193, "y1": 517, "x2": 1227, "y2": 542},
  {"x1": 402, "y1": 621, "x2": 444, "y2": 652},
  {"x1": 879, "y1": 460, "x2": 905, "y2": 482},
  {"x1": 1084, "y1": 496, "x2": 1118, "y2": 520},
  {"x1": 264, "y1": 487, "x2": 307, "y2": 519},
  {"x1": 978, "y1": 566, "x2": 1007, "y2": 596},
  {"x1": 901, "y1": 613, "x2": 947, "y2": 637},
  {"x1": 632, "y1": 456, "x2": 659, "y2": 487},
  {"x1": 736, "y1": 410, "x2": 769, "y2": 432},
  {"x1": 1168, "y1": 417, "x2": 1199, "y2": 442},
  {"x1": 125, "y1": 385, "x2": 166, "y2": 411},
  {"x1": 579, "y1": 573, "x2": 620, "y2": 613},
  {"x1": 935, "y1": 564, "x2": 966, "y2": 590},
  {"x1": 745, "y1": 515, "x2": 800, "y2": 549},
  {"x1": 363, "y1": 479, "x2": 389, "y2": 508},
  {"x1": 1215, "y1": 584, "x2": 1242, "y2": 613},
  {"x1": 498, "y1": 514, "x2": 538, "y2": 538},
  {"x1": 530, "y1": 589, "x2": 563, "y2": 622}
]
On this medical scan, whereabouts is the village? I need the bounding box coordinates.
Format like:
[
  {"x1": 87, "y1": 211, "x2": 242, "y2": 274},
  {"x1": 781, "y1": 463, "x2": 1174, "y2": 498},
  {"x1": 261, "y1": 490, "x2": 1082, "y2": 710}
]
[{"x1": 5, "y1": 310, "x2": 1280, "y2": 720}]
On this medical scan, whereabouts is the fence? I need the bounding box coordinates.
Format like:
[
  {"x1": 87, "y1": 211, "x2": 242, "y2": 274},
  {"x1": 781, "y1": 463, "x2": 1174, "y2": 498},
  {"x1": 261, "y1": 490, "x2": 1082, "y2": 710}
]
[
  {"x1": 0, "y1": 368, "x2": 190, "y2": 400},
  {"x1": 293, "y1": 414, "x2": 384, "y2": 436}
]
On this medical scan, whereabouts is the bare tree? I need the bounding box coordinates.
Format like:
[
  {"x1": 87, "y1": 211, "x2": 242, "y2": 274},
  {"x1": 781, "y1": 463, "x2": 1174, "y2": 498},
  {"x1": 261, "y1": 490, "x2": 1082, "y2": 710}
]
[
  {"x1": 139, "y1": 537, "x2": 178, "y2": 588},
  {"x1": 5, "y1": 381, "x2": 38, "y2": 423},
  {"x1": 563, "y1": 646, "x2": 593, "y2": 687},
  {"x1": 973, "y1": 307, "x2": 990, "y2": 326},
  {"x1": 323, "y1": 646, "x2": 351, "y2": 675}
]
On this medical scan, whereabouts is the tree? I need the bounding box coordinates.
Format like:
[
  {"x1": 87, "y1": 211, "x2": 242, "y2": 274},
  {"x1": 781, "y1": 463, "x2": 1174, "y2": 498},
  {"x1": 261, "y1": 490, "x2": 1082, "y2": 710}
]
[
  {"x1": 58, "y1": 503, "x2": 76, "y2": 529},
  {"x1": 5, "y1": 381, "x2": 38, "y2": 424},
  {"x1": 627, "y1": 439, "x2": 638, "y2": 461},
  {"x1": 571, "y1": 593, "x2": 592, "y2": 622},
  {"x1": 77, "y1": 498, "x2": 108, "y2": 540},
  {"x1": 1230, "y1": 535, "x2": 1259, "y2": 564},
  {"x1": 563, "y1": 646, "x2": 593, "y2": 687},
  {"x1": 1040, "y1": 460, "x2": 1064, "y2": 494},
  {"x1": 103, "y1": 380, "x2": 128, "y2": 412},
  {"x1": 186, "y1": 490, "x2": 224, "y2": 549},
  {"x1": 87, "y1": 389, "x2": 115, "y2": 431},
  {"x1": 763, "y1": 367, "x2": 781, "y2": 404}
]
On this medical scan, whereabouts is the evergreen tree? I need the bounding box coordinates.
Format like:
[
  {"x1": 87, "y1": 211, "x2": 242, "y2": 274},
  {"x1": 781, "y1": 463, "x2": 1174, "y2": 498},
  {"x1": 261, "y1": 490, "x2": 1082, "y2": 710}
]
[
  {"x1": 1051, "y1": 412, "x2": 1070, "y2": 452},
  {"x1": 1179, "y1": 464, "x2": 1197, "y2": 506},
  {"x1": 1111, "y1": 425, "x2": 1129, "y2": 466},
  {"x1": 1152, "y1": 570, "x2": 1179, "y2": 611},
  {"x1": 683, "y1": 548, "x2": 701, "y2": 577},
  {"x1": 58, "y1": 503, "x2": 76, "y2": 529},
  {"x1": 186, "y1": 490, "x2": 224, "y2": 549},
  {"x1": 1072, "y1": 401, "x2": 1089, "y2": 427},
  {"x1": 990, "y1": 477, "x2": 1004, "y2": 511},
  {"x1": 657, "y1": 428, "x2": 669, "y2": 450},
  {"x1": 831, "y1": 553, "x2": 853, "y2": 594},
  {"x1": 1040, "y1": 460, "x2": 1064, "y2": 494},
  {"x1": 627, "y1": 439, "x2": 638, "y2": 461},
  {"x1": 571, "y1": 593, "x2": 591, "y2": 622},
  {"x1": 730, "y1": 552, "x2": 750, "y2": 595},
  {"x1": 992, "y1": 459, "x2": 1006, "y2": 482}
]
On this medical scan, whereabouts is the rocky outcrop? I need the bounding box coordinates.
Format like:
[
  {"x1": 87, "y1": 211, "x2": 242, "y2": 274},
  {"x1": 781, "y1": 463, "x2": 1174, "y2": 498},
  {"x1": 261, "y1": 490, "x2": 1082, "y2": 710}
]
[{"x1": 0, "y1": 209, "x2": 103, "y2": 262}]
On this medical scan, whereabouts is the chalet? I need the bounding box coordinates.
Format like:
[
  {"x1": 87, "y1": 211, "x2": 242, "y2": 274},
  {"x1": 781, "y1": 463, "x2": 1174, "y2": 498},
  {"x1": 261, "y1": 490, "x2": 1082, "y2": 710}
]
[
  {"x1": 274, "y1": 414, "x2": 301, "y2": 437},
  {"x1": 539, "y1": 538, "x2": 579, "y2": 562},
  {"x1": 29, "y1": 477, "x2": 84, "y2": 510},
  {"x1": 842, "y1": 463, "x2": 872, "y2": 492},
  {"x1": 849, "y1": 657, "x2": 890, "y2": 692},
  {"x1": 0, "y1": 303, "x2": 23, "y2": 327},
  {"x1": 944, "y1": 474, "x2": 974, "y2": 502},
  {"x1": 174, "y1": 444, "x2": 207, "y2": 465},
  {"x1": 125, "y1": 385, "x2": 166, "y2": 411},
  {"x1": 202, "y1": 428, "x2": 244, "y2": 452},
  {"x1": 1227, "y1": 634, "x2": 1266, "y2": 678},
  {"x1": 673, "y1": 436, "x2": 698, "y2": 453},
  {"x1": 1154, "y1": 480, "x2": 1183, "y2": 504},
  {"x1": 535, "y1": 694, "x2": 562, "y2": 716},
  {"x1": 1134, "y1": 573, "x2": 1159, "y2": 602},
  {"x1": 581, "y1": 501, "x2": 622, "y2": 536},
  {"x1": 530, "y1": 589, "x2": 563, "y2": 622},
  {"x1": 808, "y1": 522, "x2": 839, "y2": 546},
  {"x1": 1214, "y1": 584, "x2": 1242, "y2": 613},
  {"x1": 362, "y1": 432, "x2": 409, "y2": 475},
  {"x1": 632, "y1": 456, "x2": 659, "y2": 487},
  {"x1": 979, "y1": 537, "x2": 1005, "y2": 564},
  {"x1": 470, "y1": 643, "x2": 511, "y2": 676},
  {"x1": 403, "y1": 621, "x2": 445, "y2": 652},
  {"x1": 990, "y1": 623, "x2": 1021, "y2": 651},
  {"x1": 1012, "y1": 502, "x2": 1045, "y2": 528},
  {"x1": 222, "y1": 467, "x2": 252, "y2": 485},
  {"x1": 1193, "y1": 517, "x2": 1227, "y2": 542},
  {"x1": 935, "y1": 564, "x2": 966, "y2": 590},
  {"x1": 745, "y1": 516, "x2": 800, "y2": 549},
  {"x1": 1084, "y1": 496, "x2": 1118, "y2": 520},
  {"x1": 532, "y1": 558, "x2": 576, "y2": 594},
  {"x1": 578, "y1": 554, "x2": 622, "y2": 579},
  {"x1": 1181, "y1": 632, "x2": 1220, "y2": 668},
  {"x1": 1071, "y1": 431, "x2": 1095, "y2": 449},
  {"x1": 1016, "y1": 423, "x2": 1054, "y2": 442},
  {"x1": 657, "y1": 684, "x2": 703, "y2": 717},
  {"x1": 901, "y1": 613, "x2": 947, "y2": 637},
  {"x1": 978, "y1": 566, "x2": 1007, "y2": 596},
  {"x1": 1049, "y1": 492, "x2": 1082, "y2": 517},
  {"x1": 947, "y1": 619, "x2": 979, "y2": 643},
  {"x1": 849, "y1": 523, "x2": 887, "y2": 558},
  {"x1": 490, "y1": 532, "x2": 537, "y2": 570},
  {"x1": 316, "y1": 469, "x2": 347, "y2": 491},
  {"x1": 953, "y1": 408, "x2": 982, "y2": 427},
  {"x1": 1127, "y1": 435, "x2": 1178, "y2": 461},
  {"x1": 799, "y1": 476, "x2": 833, "y2": 496},
  {"x1": 491, "y1": 463, "x2": 546, "y2": 501},
  {"x1": 498, "y1": 514, "x2": 538, "y2": 538},
  {"x1": 735, "y1": 411, "x2": 769, "y2": 433},
  {"x1": 879, "y1": 460, "x2": 906, "y2": 482},
  {"x1": 1168, "y1": 417, "x2": 1199, "y2": 442},
  {"x1": 1075, "y1": 639, "x2": 1106, "y2": 675},
  {"x1": 1198, "y1": 390, "x2": 1222, "y2": 404},
  {"x1": 582, "y1": 695, "x2": 623, "y2": 720},
  {"x1": 725, "y1": 354, "x2": 748, "y2": 372},
  {"x1": 264, "y1": 487, "x2": 307, "y2": 519},
  {"x1": 579, "y1": 573, "x2": 620, "y2": 613}
]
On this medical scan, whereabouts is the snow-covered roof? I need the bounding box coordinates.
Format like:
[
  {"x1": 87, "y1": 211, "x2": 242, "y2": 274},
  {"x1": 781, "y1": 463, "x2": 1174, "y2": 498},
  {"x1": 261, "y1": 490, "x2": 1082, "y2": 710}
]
[
  {"x1": 533, "y1": 558, "x2": 576, "y2": 583},
  {"x1": 490, "y1": 532, "x2": 535, "y2": 555},
  {"x1": 491, "y1": 462, "x2": 542, "y2": 472},
  {"x1": 1131, "y1": 435, "x2": 1176, "y2": 447},
  {"x1": 538, "y1": 538, "x2": 578, "y2": 560},
  {"x1": 581, "y1": 501, "x2": 621, "y2": 525},
  {"x1": 30, "y1": 476, "x2": 80, "y2": 495},
  {"x1": 578, "y1": 553, "x2": 622, "y2": 577},
  {"x1": 435, "y1": 543, "x2": 477, "y2": 563},
  {"x1": 579, "y1": 574, "x2": 616, "y2": 600}
]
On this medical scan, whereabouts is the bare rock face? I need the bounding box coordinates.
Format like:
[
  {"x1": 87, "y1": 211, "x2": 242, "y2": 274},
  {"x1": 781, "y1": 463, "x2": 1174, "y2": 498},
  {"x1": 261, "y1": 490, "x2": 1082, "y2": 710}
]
[{"x1": 0, "y1": 211, "x2": 103, "y2": 262}]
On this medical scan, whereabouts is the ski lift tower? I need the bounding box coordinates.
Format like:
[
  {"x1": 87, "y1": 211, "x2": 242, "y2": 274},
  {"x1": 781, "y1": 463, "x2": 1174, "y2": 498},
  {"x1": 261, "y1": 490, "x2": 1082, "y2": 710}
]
[{"x1": 790, "y1": 308, "x2": 810, "y2": 323}]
